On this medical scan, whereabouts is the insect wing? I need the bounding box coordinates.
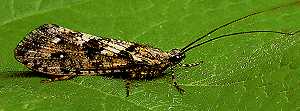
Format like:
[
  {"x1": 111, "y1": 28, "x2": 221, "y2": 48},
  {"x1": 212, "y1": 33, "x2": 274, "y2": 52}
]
[{"x1": 15, "y1": 24, "x2": 134, "y2": 75}]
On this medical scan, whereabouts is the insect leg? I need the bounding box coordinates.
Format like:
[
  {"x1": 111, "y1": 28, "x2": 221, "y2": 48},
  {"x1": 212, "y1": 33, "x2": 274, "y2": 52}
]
[
  {"x1": 124, "y1": 79, "x2": 132, "y2": 97},
  {"x1": 40, "y1": 75, "x2": 76, "y2": 83},
  {"x1": 172, "y1": 74, "x2": 185, "y2": 94}
]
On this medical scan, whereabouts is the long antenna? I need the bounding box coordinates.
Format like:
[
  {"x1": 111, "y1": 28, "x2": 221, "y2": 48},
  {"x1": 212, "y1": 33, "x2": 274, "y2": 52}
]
[
  {"x1": 181, "y1": 30, "x2": 299, "y2": 53},
  {"x1": 180, "y1": 1, "x2": 300, "y2": 52}
]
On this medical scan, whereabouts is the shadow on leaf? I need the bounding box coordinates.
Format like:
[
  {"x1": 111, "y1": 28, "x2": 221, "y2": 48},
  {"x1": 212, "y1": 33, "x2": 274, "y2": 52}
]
[{"x1": 0, "y1": 71, "x2": 47, "y2": 79}]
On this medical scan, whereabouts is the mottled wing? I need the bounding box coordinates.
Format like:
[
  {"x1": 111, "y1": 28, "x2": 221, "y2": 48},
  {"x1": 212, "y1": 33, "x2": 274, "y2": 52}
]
[{"x1": 15, "y1": 24, "x2": 136, "y2": 76}]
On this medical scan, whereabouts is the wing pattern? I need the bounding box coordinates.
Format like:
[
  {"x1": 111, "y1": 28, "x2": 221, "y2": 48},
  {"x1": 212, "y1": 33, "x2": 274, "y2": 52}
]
[{"x1": 15, "y1": 24, "x2": 171, "y2": 77}]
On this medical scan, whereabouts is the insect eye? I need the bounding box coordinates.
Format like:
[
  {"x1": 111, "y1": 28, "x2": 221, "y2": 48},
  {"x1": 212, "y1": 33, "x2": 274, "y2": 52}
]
[{"x1": 169, "y1": 55, "x2": 183, "y2": 63}]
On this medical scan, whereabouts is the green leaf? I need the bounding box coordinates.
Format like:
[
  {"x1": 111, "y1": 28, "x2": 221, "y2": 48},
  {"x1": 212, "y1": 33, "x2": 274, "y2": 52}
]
[{"x1": 1, "y1": 0, "x2": 300, "y2": 110}]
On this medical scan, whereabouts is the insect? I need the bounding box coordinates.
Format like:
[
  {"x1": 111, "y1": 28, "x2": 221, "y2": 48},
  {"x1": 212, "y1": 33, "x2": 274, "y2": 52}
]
[{"x1": 14, "y1": 2, "x2": 299, "y2": 96}]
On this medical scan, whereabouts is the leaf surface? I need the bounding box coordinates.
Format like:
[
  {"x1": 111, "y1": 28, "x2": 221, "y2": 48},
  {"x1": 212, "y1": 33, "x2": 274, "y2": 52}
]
[{"x1": 1, "y1": 0, "x2": 300, "y2": 110}]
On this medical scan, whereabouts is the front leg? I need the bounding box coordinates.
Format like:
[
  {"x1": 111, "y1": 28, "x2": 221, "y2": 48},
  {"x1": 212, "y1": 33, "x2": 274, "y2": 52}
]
[
  {"x1": 168, "y1": 65, "x2": 185, "y2": 94},
  {"x1": 172, "y1": 74, "x2": 185, "y2": 94},
  {"x1": 124, "y1": 79, "x2": 132, "y2": 97}
]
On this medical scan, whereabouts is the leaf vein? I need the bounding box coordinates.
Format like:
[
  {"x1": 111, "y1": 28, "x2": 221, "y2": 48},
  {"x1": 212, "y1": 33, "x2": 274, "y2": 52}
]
[{"x1": 0, "y1": 0, "x2": 91, "y2": 27}]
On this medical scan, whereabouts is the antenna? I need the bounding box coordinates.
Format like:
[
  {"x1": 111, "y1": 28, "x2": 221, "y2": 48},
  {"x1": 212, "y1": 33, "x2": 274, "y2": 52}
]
[
  {"x1": 181, "y1": 30, "x2": 299, "y2": 53},
  {"x1": 180, "y1": 1, "x2": 300, "y2": 53}
]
